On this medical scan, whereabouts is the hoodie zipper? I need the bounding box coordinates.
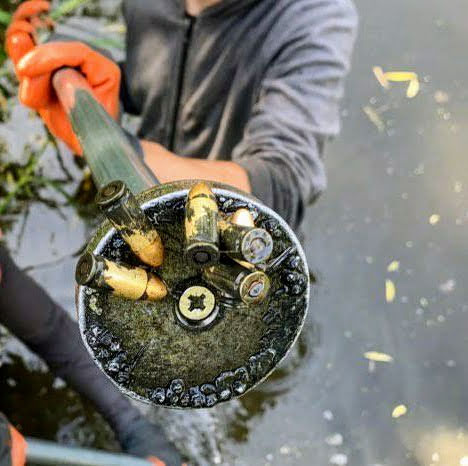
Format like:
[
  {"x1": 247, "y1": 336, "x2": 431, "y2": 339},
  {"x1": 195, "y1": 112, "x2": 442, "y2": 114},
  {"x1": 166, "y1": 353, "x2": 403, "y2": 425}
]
[{"x1": 169, "y1": 15, "x2": 195, "y2": 152}]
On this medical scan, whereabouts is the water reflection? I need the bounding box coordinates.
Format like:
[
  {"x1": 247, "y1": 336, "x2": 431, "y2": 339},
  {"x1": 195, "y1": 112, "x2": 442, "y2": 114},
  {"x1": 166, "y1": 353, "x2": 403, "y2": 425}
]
[
  {"x1": 408, "y1": 426, "x2": 468, "y2": 466},
  {"x1": 0, "y1": 352, "x2": 118, "y2": 451}
]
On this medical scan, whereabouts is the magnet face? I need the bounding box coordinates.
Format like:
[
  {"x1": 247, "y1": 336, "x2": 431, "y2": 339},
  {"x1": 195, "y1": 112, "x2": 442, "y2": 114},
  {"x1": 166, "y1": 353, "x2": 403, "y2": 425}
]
[{"x1": 76, "y1": 181, "x2": 310, "y2": 409}]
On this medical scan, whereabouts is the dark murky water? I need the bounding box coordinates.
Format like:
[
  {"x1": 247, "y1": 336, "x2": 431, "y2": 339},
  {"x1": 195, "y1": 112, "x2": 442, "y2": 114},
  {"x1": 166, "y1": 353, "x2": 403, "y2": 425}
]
[{"x1": 0, "y1": 0, "x2": 467, "y2": 464}]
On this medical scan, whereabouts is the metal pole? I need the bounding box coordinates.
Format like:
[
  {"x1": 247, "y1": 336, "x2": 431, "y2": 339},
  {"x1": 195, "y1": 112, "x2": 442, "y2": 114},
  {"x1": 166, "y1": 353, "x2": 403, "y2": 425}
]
[
  {"x1": 51, "y1": 68, "x2": 158, "y2": 195},
  {"x1": 26, "y1": 438, "x2": 153, "y2": 466}
]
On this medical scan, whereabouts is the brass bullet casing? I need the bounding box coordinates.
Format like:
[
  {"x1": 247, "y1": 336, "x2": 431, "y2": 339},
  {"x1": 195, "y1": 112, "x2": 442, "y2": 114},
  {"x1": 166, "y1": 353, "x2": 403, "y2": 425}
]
[
  {"x1": 96, "y1": 181, "x2": 164, "y2": 268},
  {"x1": 76, "y1": 253, "x2": 167, "y2": 302},
  {"x1": 185, "y1": 182, "x2": 220, "y2": 267},
  {"x1": 219, "y1": 219, "x2": 273, "y2": 265},
  {"x1": 203, "y1": 261, "x2": 271, "y2": 305},
  {"x1": 145, "y1": 275, "x2": 168, "y2": 301}
]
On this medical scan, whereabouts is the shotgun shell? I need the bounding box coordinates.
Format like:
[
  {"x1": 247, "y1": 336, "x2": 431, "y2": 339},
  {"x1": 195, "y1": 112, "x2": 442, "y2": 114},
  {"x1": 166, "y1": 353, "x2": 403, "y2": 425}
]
[
  {"x1": 184, "y1": 183, "x2": 220, "y2": 267},
  {"x1": 202, "y1": 262, "x2": 271, "y2": 305},
  {"x1": 96, "y1": 181, "x2": 164, "y2": 268},
  {"x1": 219, "y1": 220, "x2": 273, "y2": 264},
  {"x1": 76, "y1": 253, "x2": 167, "y2": 302}
]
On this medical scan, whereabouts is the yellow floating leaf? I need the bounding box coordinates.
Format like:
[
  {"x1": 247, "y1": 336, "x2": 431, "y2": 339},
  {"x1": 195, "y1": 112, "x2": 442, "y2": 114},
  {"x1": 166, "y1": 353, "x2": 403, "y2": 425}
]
[
  {"x1": 429, "y1": 214, "x2": 440, "y2": 225},
  {"x1": 375, "y1": 69, "x2": 420, "y2": 98},
  {"x1": 406, "y1": 79, "x2": 420, "y2": 98},
  {"x1": 385, "y1": 279, "x2": 396, "y2": 303},
  {"x1": 384, "y1": 71, "x2": 418, "y2": 82},
  {"x1": 392, "y1": 404, "x2": 408, "y2": 418},
  {"x1": 373, "y1": 66, "x2": 389, "y2": 88},
  {"x1": 363, "y1": 106, "x2": 385, "y2": 132},
  {"x1": 364, "y1": 351, "x2": 394, "y2": 363},
  {"x1": 102, "y1": 23, "x2": 127, "y2": 34},
  {"x1": 387, "y1": 261, "x2": 400, "y2": 272},
  {"x1": 434, "y1": 90, "x2": 450, "y2": 104}
]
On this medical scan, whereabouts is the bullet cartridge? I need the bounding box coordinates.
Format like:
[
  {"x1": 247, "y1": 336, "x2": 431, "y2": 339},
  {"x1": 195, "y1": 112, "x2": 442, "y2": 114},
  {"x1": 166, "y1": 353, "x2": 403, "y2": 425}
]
[
  {"x1": 96, "y1": 181, "x2": 164, "y2": 268},
  {"x1": 231, "y1": 208, "x2": 255, "y2": 228},
  {"x1": 185, "y1": 182, "x2": 220, "y2": 267},
  {"x1": 76, "y1": 253, "x2": 167, "y2": 302},
  {"x1": 219, "y1": 219, "x2": 273, "y2": 264},
  {"x1": 202, "y1": 262, "x2": 271, "y2": 305},
  {"x1": 145, "y1": 275, "x2": 169, "y2": 301}
]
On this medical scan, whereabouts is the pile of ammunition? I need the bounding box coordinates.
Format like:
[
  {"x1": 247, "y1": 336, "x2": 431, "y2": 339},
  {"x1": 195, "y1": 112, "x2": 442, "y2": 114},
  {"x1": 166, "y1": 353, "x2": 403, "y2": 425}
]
[
  {"x1": 76, "y1": 181, "x2": 274, "y2": 327},
  {"x1": 184, "y1": 182, "x2": 273, "y2": 307},
  {"x1": 76, "y1": 180, "x2": 168, "y2": 300},
  {"x1": 76, "y1": 253, "x2": 167, "y2": 302}
]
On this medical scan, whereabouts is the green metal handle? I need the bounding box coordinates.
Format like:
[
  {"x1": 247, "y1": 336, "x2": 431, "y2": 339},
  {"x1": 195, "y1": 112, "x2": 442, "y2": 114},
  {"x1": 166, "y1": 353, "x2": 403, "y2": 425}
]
[
  {"x1": 52, "y1": 68, "x2": 157, "y2": 194},
  {"x1": 26, "y1": 437, "x2": 154, "y2": 465}
]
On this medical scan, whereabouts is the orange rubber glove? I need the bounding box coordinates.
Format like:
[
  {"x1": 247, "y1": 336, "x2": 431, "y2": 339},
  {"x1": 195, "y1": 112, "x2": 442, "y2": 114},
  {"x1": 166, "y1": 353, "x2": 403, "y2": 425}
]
[
  {"x1": 16, "y1": 42, "x2": 121, "y2": 155},
  {"x1": 1, "y1": 413, "x2": 26, "y2": 466},
  {"x1": 148, "y1": 457, "x2": 166, "y2": 466},
  {"x1": 8, "y1": 424, "x2": 27, "y2": 466},
  {"x1": 5, "y1": 0, "x2": 51, "y2": 66}
]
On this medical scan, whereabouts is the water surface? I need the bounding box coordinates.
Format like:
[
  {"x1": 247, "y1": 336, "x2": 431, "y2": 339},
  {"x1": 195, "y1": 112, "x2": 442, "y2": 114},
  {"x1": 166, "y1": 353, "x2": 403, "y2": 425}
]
[{"x1": 1, "y1": 0, "x2": 467, "y2": 464}]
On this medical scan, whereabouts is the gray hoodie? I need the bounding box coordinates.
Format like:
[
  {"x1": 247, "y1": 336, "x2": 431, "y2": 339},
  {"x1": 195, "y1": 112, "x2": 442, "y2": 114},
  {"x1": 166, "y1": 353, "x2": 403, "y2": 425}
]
[{"x1": 121, "y1": 0, "x2": 358, "y2": 229}]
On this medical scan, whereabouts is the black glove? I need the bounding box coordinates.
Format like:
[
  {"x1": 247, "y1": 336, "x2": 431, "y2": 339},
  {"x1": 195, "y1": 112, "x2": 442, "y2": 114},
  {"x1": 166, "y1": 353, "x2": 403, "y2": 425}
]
[{"x1": 118, "y1": 417, "x2": 184, "y2": 466}]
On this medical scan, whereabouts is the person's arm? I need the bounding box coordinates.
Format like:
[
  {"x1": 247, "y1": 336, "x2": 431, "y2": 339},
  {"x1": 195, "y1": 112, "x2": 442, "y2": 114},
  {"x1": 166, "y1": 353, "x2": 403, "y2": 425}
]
[
  {"x1": 141, "y1": 0, "x2": 357, "y2": 228},
  {"x1": 140, "y1": 140, "x2": 251, "y2": 193},
  {"x1": 231, "y1": 0, "x2": 357, "y2": 228}
]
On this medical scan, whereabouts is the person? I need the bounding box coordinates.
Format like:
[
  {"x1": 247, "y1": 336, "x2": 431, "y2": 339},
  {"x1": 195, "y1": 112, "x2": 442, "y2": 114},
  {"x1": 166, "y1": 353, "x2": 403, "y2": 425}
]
[
  {"x1": 0, "y1": 239, "x2": 183, "y2": 465},
  {"x1": 4, "y1": 4, "x2": 185, "y2": 465},
  {"x1": 4, "y1": 0, "x2": 357, "y2": 463},
  {"x1": 7, "y1": 0, "x2": 358, "y2": 232},
  {"x1": 0, "y1": 413, "x2": 26, "y2": 466}
]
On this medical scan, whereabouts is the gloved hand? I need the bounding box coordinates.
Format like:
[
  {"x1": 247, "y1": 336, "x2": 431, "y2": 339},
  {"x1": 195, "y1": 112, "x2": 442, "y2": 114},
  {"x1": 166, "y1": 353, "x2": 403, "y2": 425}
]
[
  {"x1": 0, "y1": 413, "x2": 26, "y2": 466},
  {"x1": 16, "y1": 41, "x2": 121, "y2": 155},
  {"x1": 118, "y1": 417, "x2": 185, "y2": 466},
  {"x1": 5, "y1": 0, "x2": 51, "y2": 66}
]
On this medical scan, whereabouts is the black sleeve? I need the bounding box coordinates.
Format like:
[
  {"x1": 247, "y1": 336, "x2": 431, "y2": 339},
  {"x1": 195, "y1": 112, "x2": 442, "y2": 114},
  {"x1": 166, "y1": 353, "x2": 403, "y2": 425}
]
[
  {"x1": 119, "y1": 62, "x2": 140, "y2": 116},
  {"x1": 0, "y1": 246, "x2": 141, "y2": 438}
]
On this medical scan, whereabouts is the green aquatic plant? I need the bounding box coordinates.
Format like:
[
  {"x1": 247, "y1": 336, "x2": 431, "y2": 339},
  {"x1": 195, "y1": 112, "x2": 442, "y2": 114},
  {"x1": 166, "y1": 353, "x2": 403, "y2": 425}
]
[
  {"x1": 0, "y1": 0, "x2": 93, "y2": 26},
  {"x1": 0, "y1": 124, "x2": 102, "y2": 229},
  {"x1": 0, "y1": 132, "x2": 74, "y2": 217},
  {"x1": 0, "y1": 9, "x2": 10, "y2": 27},
  {"x1": 0, "y1": 0, "x2": 125, "y2": 228},
  {"x1": 50, "y1": 0, "x2": 93, "y2": 21},
  {"x1": 0, "y1": 0, "x2": 124, "y2": 50}
]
